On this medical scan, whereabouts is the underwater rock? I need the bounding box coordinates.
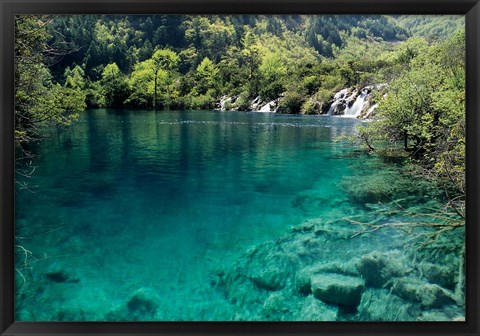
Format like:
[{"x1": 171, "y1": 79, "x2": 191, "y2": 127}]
[
  {"x1": 419, "y1": 262, "x2": 457, "y2": 289},
  {"x1": 356, "y1": 251, "x2": 410, "y2": 288},
  {"x1": 44, "y1": 270, "x2": 79, "y2": 284},
  {"x1": 246, "y1": 248, "x2": 300, "y2": 291},
  {"x1": 224, "y1": 272, "x2": 265, "y2": 305},
  {"x1": 419, "y1": 310, "x2": 462, "y2": 321},
  {"x1": 126, "y1": 288, "x2": 160, "y2": 320},
  {"x1": 295, "y1": 268, "x2": 314, "y2": 295},
  {"x1": 391, "y1": 278, "x2": 456, "y2": 309},
  {"x1": 262, "y1": 292, "x2": 293, "y2": 319},
  {"x1": 357, "y1": 288, "x2": 420, "y2": 321},
  {"x1": 297, "y1": 295, "x2": 338, "y2": 321},
  {"x1": 418, "y1": 304, "x2": 465, "y2": 321},
  {"x1": 311, "y1": 273, "x2": 365, "y2": 307},
  {"x1": 295, "y1": 261, "x2": 360, "y2": 295},
  {"x1": 45, "y1": 271, "x2": 69, "y2": 283},
  {"x1": 314, "y1": 260, "x2": 360, "y2": 277}
]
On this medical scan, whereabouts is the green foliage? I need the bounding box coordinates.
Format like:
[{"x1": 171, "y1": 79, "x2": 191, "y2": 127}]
[
  {"x1": 125, "y1": 59, "x2": 155, "y2": 108},
  {"x1": 189, "y1": 92, "x2": 217, "y2": 109},
  {"x1": 15, "y1": 16, "x2": 85, "y2": 151},
  {"x1": 123, "y1": 49, "x2": 180, "y2": 108},
  {"x1": 34, "y1": 14, "x2": 464, "y2": 112},
  {"x1": 301, "y1": 98, "x2": 319, "y2": 115},
  {"x1": 233, "y1": 91, "x2": 253, "y2": 111},
  {"x1": 278, "y1": 89, "x2": 307, "y2": 114},
  {"x1": 357, "y1": 31, "x2": 465, "y2": 194},
  {"x1": 194, "y1": 57, "x2": 220, "y2": 95},
  {"x1": 395, "y1": 15, "x2": 464, "y2": 42},
  {"x1": 101, "y1": 63, "x2": 130, "y2": 107}
]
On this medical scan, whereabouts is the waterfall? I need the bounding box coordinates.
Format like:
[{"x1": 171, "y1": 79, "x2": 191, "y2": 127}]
[
  {"x1": 343, "y1": 88, "x2": 369, "y2": 118},
  {"x1": 327, "y1": 88, "x2": 349, "y2": 115},
  {"x1": 219, "y1": 96, "x2": 232, "y2": 111},
  {"x1": 259, "y1": 100, "x2": 277, "y2": 112},
  {"x1": 251, "y1": 96, "x2": 261, "y2": 110},
  {"x1": 326, "y1": 85, "x2": 385, "y2": 119}
]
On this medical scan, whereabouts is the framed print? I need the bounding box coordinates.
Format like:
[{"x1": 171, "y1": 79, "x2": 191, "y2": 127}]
[{"x1": 1, "y1": 0, "x2": 479, "y2": 335}]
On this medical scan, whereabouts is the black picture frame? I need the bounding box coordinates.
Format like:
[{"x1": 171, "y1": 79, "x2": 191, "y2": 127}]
[{"x1": 1, "y1": 0, "x2": 479, "y2": 335}]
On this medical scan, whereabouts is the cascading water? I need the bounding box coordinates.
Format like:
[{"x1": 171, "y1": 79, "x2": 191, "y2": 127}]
[
  {"x1": 327, "y1": 88, "x2": 349, "y2": 115},
  {"x1": 326, "y1": 85, "x2": 385, "y2": 119},
  {"x1": 219, "y1": 96, "x2": 232, "y2": 111},
  {"x1": 259, "y1": 100, "x2": 277, "y2": 112},
  {"x1": 251, "y1": 96, "x2": 261, "y2": 110},
  {"x1": 343, "y1": 88, "x2": 369, "y2": 118}
]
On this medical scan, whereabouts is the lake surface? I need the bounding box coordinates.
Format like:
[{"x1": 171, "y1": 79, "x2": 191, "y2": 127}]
[{"x1": 15, "y1": 109, "x2": 463, "y2": 321}]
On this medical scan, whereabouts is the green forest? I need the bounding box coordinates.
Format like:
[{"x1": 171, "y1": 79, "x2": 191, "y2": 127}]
[{"x1": 15, "y1": 14, "x2": 465, "y2": 207}]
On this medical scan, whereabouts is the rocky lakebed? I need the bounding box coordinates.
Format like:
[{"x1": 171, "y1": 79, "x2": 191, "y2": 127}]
[{"x1": 214, "y1": 217, "x2": 465, "y2": 321}]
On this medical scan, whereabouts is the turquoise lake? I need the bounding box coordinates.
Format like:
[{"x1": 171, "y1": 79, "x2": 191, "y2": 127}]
[{"x1": 15, "y1": 109, "x2": 464, "y2": 321}]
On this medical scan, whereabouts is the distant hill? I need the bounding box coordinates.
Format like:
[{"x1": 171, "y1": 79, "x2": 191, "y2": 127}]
[{"x1": 392, "y1": 15, "x2": 464, "y2": 41}]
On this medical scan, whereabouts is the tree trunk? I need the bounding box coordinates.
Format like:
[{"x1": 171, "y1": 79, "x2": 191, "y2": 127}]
[{"x1": 154, "y1": 71, "x2": 158, "y2": 109}]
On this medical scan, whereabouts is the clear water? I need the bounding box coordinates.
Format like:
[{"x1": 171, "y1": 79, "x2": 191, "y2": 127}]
[{"x1": 14, "y1": 109, "x2": 459, "y2": 321}]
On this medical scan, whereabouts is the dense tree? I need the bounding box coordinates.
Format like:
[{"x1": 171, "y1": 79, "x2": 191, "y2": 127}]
[
  {"x1": 357, "y1": 31, "x2": 465, "y2": 199},
  {"x1": 151, "y1": 49, "x2": 180, "y2": 108},
  {"x1": 15, "y1": 16, "x2": 85, "y2": 160},
  {"x1": 100, "y1": 63, "x2": 130, "y2": 107},
  {"x1": 194, "y1": 57, "x2": 220, "y2": 95}
]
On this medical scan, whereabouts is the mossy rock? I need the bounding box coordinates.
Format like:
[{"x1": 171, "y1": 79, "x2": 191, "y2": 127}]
[
  {"x1": 297, "y1": 295, "x2": 338, "y2": 321},
  {"x1": 245, "y1": 246, "x2": 300, "y2": 291},
  {"x1": 341, "y1": 169, "x2": 436, "y2": 204},
  {"x1": 356, "y1": 251, "x2": 411, "y2": 288},
  {"x1": 357, "y1": 288, "x2": 420, "y2": 321},
  {"x1": 391, "y1": 278, "x2": 456, "y2": 309},
  {"x1": 311, "y1": 273, "x2": 365, "y2": 308},
  {"x1": 418, "y1": 262, "x2": 457, "y2": 290},
  {"x1": 295, "y1": 261, "x2": 360, "y2": 295},
  {"x1": 249, "y1": 252, "x2": 299, "y2": 291},
  {"x1": 262, "y1": 292, "x2": 293, "y2": 319}
]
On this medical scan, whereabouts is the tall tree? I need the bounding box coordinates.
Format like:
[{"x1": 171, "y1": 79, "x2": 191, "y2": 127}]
[{"x1": 151, "y1": 49, "x2": 179, "y2": 108}]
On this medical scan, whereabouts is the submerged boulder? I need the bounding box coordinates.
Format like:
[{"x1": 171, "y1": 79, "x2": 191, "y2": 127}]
[
  {"x1": 245, "y1": 246, "x2": 300, "y2": 291},
  {"x1": 418, "y1": 305, "x2": 465, "y2": 321},
  {"x1": 295, "y1": 268, "x2": 314, "y2": 295},
  {"x1": 357, "y1": 288, "x2": 420, "y2": 321},
  {"x1": 356, "y1": 251, "x2": 411, "y2": 288},
  {"x1": 106, "y1": 287, "x2": 160, "y2": 321},
  {"x1": 391, "y1": 278, "x2": 456, "y2": 309},
  {"x1": 418, "y1": 262, "x2": 457, "y2": 289},
  {"x1": 262, "y1": 292, "x2": 293, "y2": 319},
  {"x1": 311, "y1": 273, "x2": 365, "y2": 307},
  {"x1": 126, "y1": 288, "x2": 160, "y2": 320},
  {"x1": 297, "y1": 295, "x2": 338, "y2": 321},
  {"x1": 295, "y1": 260, "x2": 360, "y2": 295},
  {"x1": 224, "y1": 271, "x2": 265, "y2": 305}
]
